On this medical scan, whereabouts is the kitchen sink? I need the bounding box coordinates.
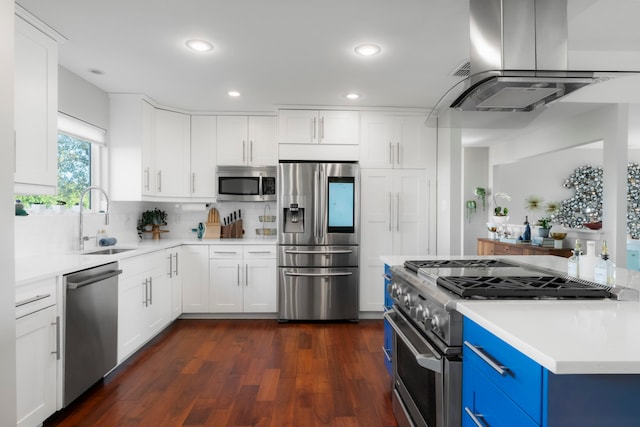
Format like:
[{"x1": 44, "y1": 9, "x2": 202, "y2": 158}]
[{"x1": 83, "y1": 248, "x2": 135, "y2": 255}]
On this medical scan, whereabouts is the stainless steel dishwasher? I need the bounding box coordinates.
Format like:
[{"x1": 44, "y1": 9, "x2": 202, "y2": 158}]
[{"x1": 63, "y1": 261, "x2": 122, "y2": 407}]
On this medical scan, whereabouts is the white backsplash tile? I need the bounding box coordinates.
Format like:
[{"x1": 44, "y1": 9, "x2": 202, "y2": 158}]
[{"x1": 15, "y1": 200, "x2": 278, "y2": 257}]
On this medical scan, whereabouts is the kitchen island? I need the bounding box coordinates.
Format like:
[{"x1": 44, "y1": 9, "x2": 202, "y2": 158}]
[{"x1": 383, "y1": 254, "x2": 640, "y2": 427}]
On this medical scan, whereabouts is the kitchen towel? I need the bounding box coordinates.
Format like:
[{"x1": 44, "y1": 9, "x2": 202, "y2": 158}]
[{"x1": 98, "y1": 237, "x2": 117, "y2": 246}]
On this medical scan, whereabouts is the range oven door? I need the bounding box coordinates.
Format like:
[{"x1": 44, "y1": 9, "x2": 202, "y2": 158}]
[{"x1": 384, "y1": 308, "x2": 461, "y2": 427}]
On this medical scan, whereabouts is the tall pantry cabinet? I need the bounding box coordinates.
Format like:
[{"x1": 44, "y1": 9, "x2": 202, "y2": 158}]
[{"x1": 359, "y1": 112, "x2": 435, "y2": 312}]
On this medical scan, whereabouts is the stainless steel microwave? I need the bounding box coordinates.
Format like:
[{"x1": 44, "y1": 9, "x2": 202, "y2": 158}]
[{"x1": 216, "y1": 166, "x2": 277, "y2": 201}]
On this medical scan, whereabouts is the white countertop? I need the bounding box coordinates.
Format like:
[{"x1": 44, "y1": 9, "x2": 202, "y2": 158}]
[
  {"x1": 15, "y1": 237, "x2": 276, "y2": 285},
  {"x1": 383, "y1": 254, "x2": 640, "y2": 375}
]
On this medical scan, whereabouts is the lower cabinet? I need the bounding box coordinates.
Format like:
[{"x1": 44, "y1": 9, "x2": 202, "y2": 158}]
[
  {"x1": 16, "y1": 304, "x2": 59, "y2": 427},
  {"x1": 463, "y1": 317, "x2": 640, "y2": 427},
  {"x1": 117, "y1": 251, "x2": 170, "y2": 363},
  {"x1": 181, "y1": 245, "x2": 210, "y2": 313},
  {"x1": 209, "y1": 244, "x2": 276, "y2": 313},
  {"x1": 165, "y1": 246, "x2": 182, "y2": 320}
]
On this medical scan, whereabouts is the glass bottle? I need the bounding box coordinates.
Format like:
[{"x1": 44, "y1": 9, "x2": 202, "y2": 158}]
[
  {"x1": 593, "y1": 240, "x2": 616, "y2": 285},
  {"x1": 567, "y1": 239, "x2": 582, "y2": 277},
  {"x1": 522, "y1": 216, "x2": 531, "y2": 241}
]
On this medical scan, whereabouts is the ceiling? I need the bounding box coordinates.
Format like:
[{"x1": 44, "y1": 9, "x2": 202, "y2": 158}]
[{"x1": 15, "y1": 0, "x2": 640, "y2": 143}]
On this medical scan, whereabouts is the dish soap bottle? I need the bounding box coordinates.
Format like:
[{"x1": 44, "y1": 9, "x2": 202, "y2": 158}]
[
  {"x1": 593, "y1": 240, "x2": 616, "y2": 285},
  {"x1": 567, "y1": 239, "x2": 582, "y2": 277}
]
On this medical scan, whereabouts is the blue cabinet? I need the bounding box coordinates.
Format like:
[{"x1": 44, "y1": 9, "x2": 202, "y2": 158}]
[
  {"x1": 463, "y1": 317, "x2": 640, "y2": 427},
  {"x1": 383, "y1": 263, "x2": 392, "y2": 375}
]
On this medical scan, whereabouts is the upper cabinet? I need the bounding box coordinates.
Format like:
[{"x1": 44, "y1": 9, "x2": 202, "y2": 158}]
[
  {"x1": 278, "y1": 109, "x2": 359, "y2": 145},
  {"x1": 359, "y1": 113, "x2": 431, "y2": 169},
  {"x1": 14, "y1": 16, "x2": 58, "y2": 194},
  {"x1": 217, "y1": 116, "x2": 277, "y2": 166},
  {"x1": 148, "y1": 108, "x2": 191, "y2": 197},
  {"x1": 190, "y1": 116, "x2": 217, "y2": 198},
  {"x1": 111, "y1": 95, "x2": 217, "y2": 201}
]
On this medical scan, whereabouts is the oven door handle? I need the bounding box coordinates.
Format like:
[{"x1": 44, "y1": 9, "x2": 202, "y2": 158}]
[{"x1": 384, "y1": 310, "x2": 442, "y2": 373}]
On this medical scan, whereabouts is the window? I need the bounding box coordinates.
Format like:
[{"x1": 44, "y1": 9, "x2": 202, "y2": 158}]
[{"x1": 16, "y1": 113, "x2": 105, "y2": 210}]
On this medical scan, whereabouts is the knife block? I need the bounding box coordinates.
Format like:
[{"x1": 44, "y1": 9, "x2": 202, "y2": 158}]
[
  {"x1": 221, "y1": 219, "x2": 243, "y2": 238},
  {"x1": 203, "y1": 222, "x2": 221, "y2": 239}
]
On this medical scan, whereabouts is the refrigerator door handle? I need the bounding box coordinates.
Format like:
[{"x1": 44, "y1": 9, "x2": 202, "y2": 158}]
[
  {"x1": 285, "y1": 249, "x2": 353, "y2": 255},
  {"x1": 314, "y1": 169, "x2": 319, "y2": 239},
  {"x1": 318, "y1": 169, "x2": 325, "y2": 239},
  {"x1": 284, "y1": 271, "x2": 353, "y2": 277}
]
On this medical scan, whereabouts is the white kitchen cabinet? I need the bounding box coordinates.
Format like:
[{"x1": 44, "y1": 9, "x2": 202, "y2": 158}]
[
  {"x1": 150, "y1": 109, "x2": 191, "y2": 197},
  {"x1": 209, "y1": 244, "x2": 276, "y2": 313},
  {"x1": 181, "y1": 245, "x2": 210, "y2": 313},
  {"x1": 359, "y1": 169, "x2": 430, "y2": 311},
  {"x1": 359, "y1": 112, "x2": 431, "y2": 169},
  {"x1": 16, "y1": 304, "x2": 59, "y2": 427},
  {"x1": 14, "y1": 16, "x2": 58, "y2": 194},
  {"x1": 165, "y1": 246, "x2": 182, "y2": 320},
  {"x1": 216, "y1": 116, "x2": 277, "y2": 166},
  {"x1": 117, "y1": 251, "x2": 170, "y2": 363},
  {"x1": 190, "y1": 116, "x2": 217, "y2": 197},
  {"x1": 278, "y1": 109, "x2": 359, "y2": 145}
]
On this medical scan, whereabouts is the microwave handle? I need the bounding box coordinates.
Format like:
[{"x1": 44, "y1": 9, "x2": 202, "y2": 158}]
[{"x1": 259, "y1": 174, "x2": 263, "y2": 197}]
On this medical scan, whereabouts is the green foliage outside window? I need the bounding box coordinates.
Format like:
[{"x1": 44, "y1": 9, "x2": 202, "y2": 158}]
[{"x1": 17, "y1": 133, "x2": 91, "y2": 208}]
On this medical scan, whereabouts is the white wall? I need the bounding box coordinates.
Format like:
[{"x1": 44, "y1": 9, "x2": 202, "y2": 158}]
[
  {"x1": 462, "y1": 147, "x2": 488, "y2": 255},
  {"x1": 1, "y1": 1, "x2": 17, "y2": 425},
  {"x1": 58, "y1": 66, "x2": 109, "y2": 130}
]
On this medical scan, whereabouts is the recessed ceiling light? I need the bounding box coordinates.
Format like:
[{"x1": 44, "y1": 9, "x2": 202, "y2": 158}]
[
  {"x1": 345, "y1": 93, "x2": 360, "y2": 100},
  {"x1": 354, "y1": 44, "x2": 382, "y2": 57},
  {"x1": 228, "y1": 91, "x2": 241, "y2": 97},
  {"x1": 185, "y1": 39, "x2": 214, "y2": 52}
]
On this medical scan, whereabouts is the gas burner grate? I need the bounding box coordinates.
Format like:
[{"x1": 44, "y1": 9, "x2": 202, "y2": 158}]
[
  {"x1": 403, "y1": 259, "x2": 518, "y2": 273},
  {"x1": 437, "y1": 276, "x2": 613, "y2": 299}
]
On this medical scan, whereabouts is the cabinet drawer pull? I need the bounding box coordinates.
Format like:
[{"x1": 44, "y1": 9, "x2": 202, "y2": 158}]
[
  {"x1": 464, "y1": 340, "x2": 508, "y2": 376},
  {"x1": 16, "y1": 294, "x2": 51, "y2": 307},
  {"x1": 464, "y1": 407, "x2": 487, "y2": 427}
]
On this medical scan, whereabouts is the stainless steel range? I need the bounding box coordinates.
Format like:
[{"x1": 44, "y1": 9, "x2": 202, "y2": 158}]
[{"x1": 385, "y1": 258, "x2": 637, "y2": 427}]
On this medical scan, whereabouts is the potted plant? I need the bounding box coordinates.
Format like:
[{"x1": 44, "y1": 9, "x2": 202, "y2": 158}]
[
  {"x1": 492, "y1": 192, "x2": 511, "y2": 223},
  {"x1": 137, "y1": 208, "x2": 168, "y2": 240},
  {"x1": 537, "y1": 217, "x2": 552, "y2": 237}
]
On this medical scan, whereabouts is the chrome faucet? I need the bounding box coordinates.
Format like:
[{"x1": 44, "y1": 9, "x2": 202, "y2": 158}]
[{"x1": 79, "y1": 186, "x2": 110, "y2": 251}]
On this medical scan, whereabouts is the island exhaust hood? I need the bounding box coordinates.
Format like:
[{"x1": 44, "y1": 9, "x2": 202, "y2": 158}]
[{"x1": 434, "y1": 0, "x2": 632, "y2": 116}]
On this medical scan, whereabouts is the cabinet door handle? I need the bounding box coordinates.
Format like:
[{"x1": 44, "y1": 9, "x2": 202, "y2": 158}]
[
  {"x1": 389, "y1": 192, "x2": 393, "y2": 232},
  {"x1": 464, "y1": 341, "x2": 508, "y2": 376},
  {"x1": 237, "y1": 264, "x2": 240, "y2": 286},
  {"x1": 144, "y1": 167, "x2": 150, "y2": 190},
  {"x1": 157, "y1": 171, "x2": 162, "y2": 192},
  {"x1": 464, "y1": 407, "x2": 487, "y2": 427},
  {"x1": 142, "y1": 279, "x2": 148, "y2": 307},
  {"x1": 149, "y1": 277, "x2": 153, "y2": 305},
  {"x1": 250, "y1": 140, "x2": 253, "y2": 163},
  {"x1": 245, "y1": 264, "x2": 248, "y2": 287},
  {"x1": 174, "y1": 253, "x2": 179, "y2": 276},
  {"x1": 320, "y1": 116, "x2": 324, "y2": 140},
  {"x1": 51, "y1": 316, "x2": 61, "y2": 360},
  {"x1": 191, "y1": 172, "x2": 196, "y2": 194},
  {"x1": 242, "y1": 140, "x2": 246, "y2": 163},
  {"x1": 168, "y1": 254, "x2": 173, "y2": 278},
  {"x1": 389, "y1": 142, "x2": 393, "y2": 165},
  {"x1": 396, "y1": 142, "x2": 400, "y2": 165},
  {"x1": 396, "y1": 192, "x2": 400, "y2": 232}
]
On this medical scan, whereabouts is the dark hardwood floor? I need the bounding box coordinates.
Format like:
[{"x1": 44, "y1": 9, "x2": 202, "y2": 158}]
[{"x1": 45, "y1": 319, "x2": 398, "y2": 427}]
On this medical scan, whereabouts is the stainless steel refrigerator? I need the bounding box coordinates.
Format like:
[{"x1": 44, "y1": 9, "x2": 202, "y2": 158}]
[{"x1": 278, "y1": 162, "x2": 360, "y2": 321}]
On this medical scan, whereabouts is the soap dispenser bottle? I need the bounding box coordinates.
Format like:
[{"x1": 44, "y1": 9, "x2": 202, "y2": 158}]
[
  {"x1": 567, "y1": 239, "x2": 582, "y2": 277},
  {"x1": 594, "y1": 240, "x2": 616, "y2": 285}
]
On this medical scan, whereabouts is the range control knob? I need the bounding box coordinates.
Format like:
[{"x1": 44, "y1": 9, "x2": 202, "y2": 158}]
[
  {"x1": 430, "y1": 314, "x2": 441, "y2": 332},
  {"x1": 414, "y1": 304, "x2": 426, "y2": 323},
  {"x1": 403, "y1": 294, "x2": 413, "y2": 309},
  {"x1": 390, "y1": 283, "x2": 400, "y2": 298}
]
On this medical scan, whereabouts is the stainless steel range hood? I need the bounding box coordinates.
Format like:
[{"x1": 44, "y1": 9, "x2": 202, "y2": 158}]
[{"x1": 430, "y1": 0, "x2": 633, "y2": 122}]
